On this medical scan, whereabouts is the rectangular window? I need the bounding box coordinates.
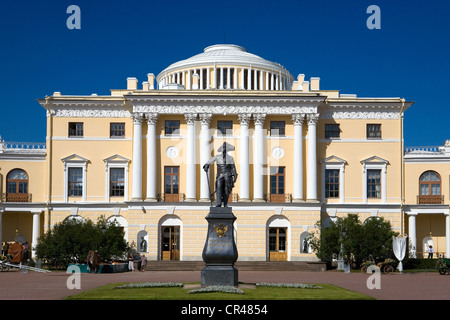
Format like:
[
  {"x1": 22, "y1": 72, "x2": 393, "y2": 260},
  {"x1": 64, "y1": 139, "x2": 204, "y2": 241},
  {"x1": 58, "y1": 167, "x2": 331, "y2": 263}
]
[
  {"x1": 270, "y1": 121, "x2": 285, "y2": 136},
  {"x1": 165, "y1": 120, "x2": 180, "y2": 136},
  {"x1": 110, "y1": 123, "x2": 125, "y2": 138},
  {"x1": 217, "y1": 120, "x2": 233, "y2": 135},
  {"x1": 367, "y1": 124, "x2": 381, "y2": 139},
  {"x1": 367, "y1": 169, "x2": 381, "y2": 198},
  {"x1": 68, "y1": 167, "x2": 83, "y2": 197},
  {"x1": 325, "y1": 124, "x2": 340, "y2": 139},
  {"x1": 164, "y1": 166, "x2": 179, "y2": 202},
  {"x1": 110, "y1": 168, "x2": 125, "y2": 197},
  {"x1": 325, "y1": 169, "x2": 340, "y2": 198},
  {"x1": 68, "y1": 122, "x2": 83, "y2": 137}
]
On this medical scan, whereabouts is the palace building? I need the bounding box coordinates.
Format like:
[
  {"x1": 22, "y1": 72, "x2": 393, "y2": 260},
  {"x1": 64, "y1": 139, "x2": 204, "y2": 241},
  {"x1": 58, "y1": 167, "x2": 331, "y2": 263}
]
[{"x1": 0, "y1": 44, "x2": 449, "y2": 262}]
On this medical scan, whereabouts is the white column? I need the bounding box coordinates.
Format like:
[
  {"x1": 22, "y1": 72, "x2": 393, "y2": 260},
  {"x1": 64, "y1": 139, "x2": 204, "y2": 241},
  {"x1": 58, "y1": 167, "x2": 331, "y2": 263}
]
[
  {"x1": 207, "y1": 67, "x2": 210, "y2": 89},
  {"x1": 187, "y1": 70, "x2": 192, "y2": 90},
  {"x1": 213, "y1": 65, "x2": 217, "y2": 89},
  {"x1": 306, "y1": 114, "x2": 318, "y2": 201},
  {"x1": 238, "y1": 114, "x2": 251, "y2": 201},
  {"x1": 185, "y1": 113, "x2": 197, "y2": 201},
  {"x1": 253, "y1": 114, "x2": 266, "y2": 201},
  {"x1": 199, "y1": 68, "x2": 203, "y2": 90},
  {"x1": 146, "y1": 113, "x2": 158, "y2": 201},
  {"x1": 240, "y1": 68, "x2": 245, "y2": 89},
  {"x1": 227, "y1": 67, "x2": 231, "y2": 89},
  {"x1": 220, "y1": 67, "x2": 224, "y2": 89},
  {"x1": 31, "y1": 211, "x2": 41, "y2": 258},
  {"x1": 248, "y1": 68, "x2": 252, "y2": 90},
  {"x1": 265, "y1": 72, "x2": 269, "y2": 90},
  {"x1": 233, "y1": 67, "x2": 238, "y2": 89},
  {"x1": 408, "y1": 213, "x2": 417, "y2": 258},
  {"x1": 200, "y1": 114, "x2": 212, "y2": 201},
  {"x1": 446, "y1": 213, "x2": 450, "y2": 258},
  {"x1": 132, "y1": 113, "x2": 143, "y2": 200},
  {"x1": 292, "y1": 114, "x2": 304, "y2": 201}
]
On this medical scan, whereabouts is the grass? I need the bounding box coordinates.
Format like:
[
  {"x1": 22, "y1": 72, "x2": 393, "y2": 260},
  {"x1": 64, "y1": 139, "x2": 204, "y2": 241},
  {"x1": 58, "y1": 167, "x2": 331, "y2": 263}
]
[{"x1": 65, "y1": 282, "x2": 374, "y2": 300}]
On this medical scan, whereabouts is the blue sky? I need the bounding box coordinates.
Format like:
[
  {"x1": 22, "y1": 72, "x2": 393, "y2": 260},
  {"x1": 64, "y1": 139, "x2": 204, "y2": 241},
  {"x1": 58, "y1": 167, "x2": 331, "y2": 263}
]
[{"x1": 0, "y1": 0, "x2": 448, "y2": 147}]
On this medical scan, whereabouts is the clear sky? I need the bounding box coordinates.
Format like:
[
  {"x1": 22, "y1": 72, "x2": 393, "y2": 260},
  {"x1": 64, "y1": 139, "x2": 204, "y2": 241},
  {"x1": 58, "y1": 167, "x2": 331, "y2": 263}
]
[{"x1": 0, "y1": 0, "x2": 448, "y2": 147}]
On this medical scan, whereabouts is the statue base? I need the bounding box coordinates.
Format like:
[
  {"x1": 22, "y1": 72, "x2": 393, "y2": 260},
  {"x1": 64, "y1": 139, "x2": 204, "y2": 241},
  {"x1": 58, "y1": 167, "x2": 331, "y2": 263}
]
[{"x1": 201, "y1": 206, "x2": 238, "y2": 287}]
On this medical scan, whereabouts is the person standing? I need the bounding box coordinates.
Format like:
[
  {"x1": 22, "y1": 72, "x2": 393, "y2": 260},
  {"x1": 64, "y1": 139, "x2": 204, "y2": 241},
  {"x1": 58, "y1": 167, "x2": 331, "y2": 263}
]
[
  {"x1": 140, "y1": 254, "x2": 147, "y2": 272},
  {"x1": 128, "y1": 253, "x2": 135, "y2": 271},
  {"x1": 427, "y1": 245, "x2": 435, "y2": 259}
]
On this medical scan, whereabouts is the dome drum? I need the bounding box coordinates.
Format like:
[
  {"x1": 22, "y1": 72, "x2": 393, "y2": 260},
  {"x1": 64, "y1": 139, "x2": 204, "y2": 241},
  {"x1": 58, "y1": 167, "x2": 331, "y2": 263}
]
[{"x1": 157, "y1": 44, "x2": 294, "y2": 91}]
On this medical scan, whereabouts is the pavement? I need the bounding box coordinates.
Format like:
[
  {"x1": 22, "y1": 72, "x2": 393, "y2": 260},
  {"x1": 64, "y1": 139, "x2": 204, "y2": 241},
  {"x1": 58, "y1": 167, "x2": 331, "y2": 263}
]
[{"x1": 1, "y1": 268, "x2": 450, "y2": 301}]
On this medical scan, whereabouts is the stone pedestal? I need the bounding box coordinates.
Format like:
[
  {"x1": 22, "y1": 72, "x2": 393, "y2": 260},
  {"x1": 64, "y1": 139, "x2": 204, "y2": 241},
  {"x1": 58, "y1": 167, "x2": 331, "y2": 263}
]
[{"x1": 201, "y1": 207, "x2": 238, "y2": 287}]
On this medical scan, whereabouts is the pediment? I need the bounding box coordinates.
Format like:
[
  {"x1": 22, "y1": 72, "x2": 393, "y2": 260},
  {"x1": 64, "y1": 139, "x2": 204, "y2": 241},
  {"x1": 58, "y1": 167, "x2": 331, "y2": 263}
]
[
  {"x1": 320, "y1": 155, "x2": 347, "y2": 164},
  {"x1": 361, "y1": 156, "x2": 389, "y2": 164},
  {"x1": 61, "y1": 154, "x2": 89, "y2": 163},
  {"x1": 103, "y1": 154, "x2": 130, "y2": 163}
]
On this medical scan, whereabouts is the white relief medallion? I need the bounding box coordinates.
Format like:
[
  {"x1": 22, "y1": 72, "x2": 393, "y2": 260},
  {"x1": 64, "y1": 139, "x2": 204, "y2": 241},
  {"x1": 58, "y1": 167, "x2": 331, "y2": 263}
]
[
  {"x1": 271, "y1": 147, "x2": 285, "y2": 159},
  {"x1": 166, "y1": 146, "x2": 179, "y2": 159}
]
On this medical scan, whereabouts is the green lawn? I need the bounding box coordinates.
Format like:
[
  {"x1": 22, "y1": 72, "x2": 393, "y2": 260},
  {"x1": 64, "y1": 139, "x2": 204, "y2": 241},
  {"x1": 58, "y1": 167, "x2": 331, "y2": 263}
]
[{"x1": 65, "y1": 282, "x2": 374, "y2": 300}]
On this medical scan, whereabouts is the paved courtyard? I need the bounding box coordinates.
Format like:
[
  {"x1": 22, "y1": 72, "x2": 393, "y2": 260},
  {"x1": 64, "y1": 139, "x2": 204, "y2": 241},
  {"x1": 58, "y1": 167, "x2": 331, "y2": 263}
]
[{"x1": 1, "y1": 269, "x2": 449, "y2": 301}]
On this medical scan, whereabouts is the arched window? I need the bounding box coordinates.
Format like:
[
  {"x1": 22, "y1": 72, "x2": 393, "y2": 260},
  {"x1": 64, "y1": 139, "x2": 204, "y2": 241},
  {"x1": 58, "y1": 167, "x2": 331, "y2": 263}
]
[
  {"x1": 7, "y1": 169, "x2": 29, "y2": 202},
  {"x1": 419, "y1": 171, "x2": 442, "y2": 204}
]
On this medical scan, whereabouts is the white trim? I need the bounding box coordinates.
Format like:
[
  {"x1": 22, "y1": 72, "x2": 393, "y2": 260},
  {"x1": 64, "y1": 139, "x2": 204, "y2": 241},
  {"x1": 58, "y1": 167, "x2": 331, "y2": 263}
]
[
  {"x1": 361, "y1": 156, "x2": 389, "y2": 204},
  {"x1": 321, "y1": 156, "x2": 347, "y2": 204},
  {"x1": 62, "y1": 154, "x2": 89, "y2": 203},
  {"x1": 104, "y1": 155, "x2": 130, "y2": 202}
]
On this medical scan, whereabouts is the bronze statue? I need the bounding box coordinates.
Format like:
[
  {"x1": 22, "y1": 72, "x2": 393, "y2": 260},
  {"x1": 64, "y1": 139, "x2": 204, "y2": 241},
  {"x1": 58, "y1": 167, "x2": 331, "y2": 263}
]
[{"x1": 203, "y1": 142, "x2": 238, "y2": 207}]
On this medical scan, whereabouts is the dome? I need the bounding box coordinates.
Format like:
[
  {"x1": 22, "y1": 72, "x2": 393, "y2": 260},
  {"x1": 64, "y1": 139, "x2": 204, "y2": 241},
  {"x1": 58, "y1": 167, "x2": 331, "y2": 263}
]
[{"x1": 156, "y1": 44, "x2": 294, "y2": 91}]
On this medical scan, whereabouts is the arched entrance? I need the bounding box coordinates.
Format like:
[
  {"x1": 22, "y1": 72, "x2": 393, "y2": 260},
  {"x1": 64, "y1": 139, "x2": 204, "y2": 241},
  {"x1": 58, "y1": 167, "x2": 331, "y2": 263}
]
[
  {"x1": 159, "y1": 215, "x2": 182, "y2": 261},
  {"x1": 267, "y1": 216, "x2": 290, "y2": 261}
]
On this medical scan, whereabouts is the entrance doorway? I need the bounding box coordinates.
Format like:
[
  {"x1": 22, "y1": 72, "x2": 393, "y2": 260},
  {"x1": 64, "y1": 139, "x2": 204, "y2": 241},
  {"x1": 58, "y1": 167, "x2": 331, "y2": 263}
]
[
  {"x1": 269, "y1": 227, "x2": 287, "y2": 261},
  {"x1": 161, "y1": 226, "x2": 180, "y2": 260}
]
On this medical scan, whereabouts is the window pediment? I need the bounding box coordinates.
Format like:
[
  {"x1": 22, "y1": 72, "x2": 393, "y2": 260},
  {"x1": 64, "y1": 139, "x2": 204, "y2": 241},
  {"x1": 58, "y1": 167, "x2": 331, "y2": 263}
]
[{"x1": 61, "y1": 154, "x2": 89, "y2": 163}]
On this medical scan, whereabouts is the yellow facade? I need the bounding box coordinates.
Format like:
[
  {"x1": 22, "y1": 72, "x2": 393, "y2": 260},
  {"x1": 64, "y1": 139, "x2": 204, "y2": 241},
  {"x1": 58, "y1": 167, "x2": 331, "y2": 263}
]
[{"x1": 0, "y1": 44, "x2": 448, "y2": 263}]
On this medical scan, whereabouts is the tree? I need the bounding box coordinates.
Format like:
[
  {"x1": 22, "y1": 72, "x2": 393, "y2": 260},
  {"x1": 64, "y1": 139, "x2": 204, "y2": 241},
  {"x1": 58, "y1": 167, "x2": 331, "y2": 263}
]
[
  {"x1": 35, "y1": 216, "x2": 129, "y2": 268},
  {"x1": 309, "y1": 214, "x2": 398, "y2": 267}
]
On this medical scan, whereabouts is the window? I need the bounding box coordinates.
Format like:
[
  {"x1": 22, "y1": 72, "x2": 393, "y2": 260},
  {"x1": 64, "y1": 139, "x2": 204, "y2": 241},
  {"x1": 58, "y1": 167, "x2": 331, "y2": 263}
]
[
  {"x1": 419, "y1": 171, "x2": 441, "y2": 196},
  {"x1": 270, "y1": 167, "x2": 285, "y2": 202},
  {"x1": 110, "y1": 168, "x2": 125, "y2": 197},
  {"x1": 325, "y1": 124, "x2": 340, "y2": 139},
  {"x1": 367, "y1": 169, "x2": 381, "y2": 198},
  {"x1": 6, "y1": 169, "x2": 29, "y2": 202},
  {"x1": 165, "y1": 120, "x2": 180, "y2": 136},
  {"x1": 110, "y1": 123, "x2": 125, "y2": 138},
  {"x1": 325, "y1": 169, "x2": 340, "y2": 198},
  {"x1": 270, "y1": 121, "x2": 285, "y2": 136},
  {"x1": 164, "y1": 166, "x2": 179, "y2": 202},
  {"x1": 68, "y1": 122, "x2": 83, "y2": 137},
  {"x1": 68, "y1": 167, "x2": 83, "y2": 197},
  {"x1": 367, "y1": 124, "x2": 381, "y2": 139},
  {"x1": 217, "y1": 120, "x2": 233, "y2": 135}
]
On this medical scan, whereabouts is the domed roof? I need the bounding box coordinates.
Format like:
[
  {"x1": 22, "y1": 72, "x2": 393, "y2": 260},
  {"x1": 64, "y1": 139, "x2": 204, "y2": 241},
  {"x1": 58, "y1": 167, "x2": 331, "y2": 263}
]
[{"x1": 157, "y1": 44, "x2": 293, "y2": 79}]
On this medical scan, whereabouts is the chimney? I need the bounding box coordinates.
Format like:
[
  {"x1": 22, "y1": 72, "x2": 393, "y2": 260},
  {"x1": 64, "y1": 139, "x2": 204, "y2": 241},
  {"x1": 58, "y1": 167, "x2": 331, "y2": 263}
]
[
  {"x1": 127, "y1": 77, "x2": 138, "y2": 90},
  {"x1": 147, "y1": 73, "x2": 155, "y2": 89},
  {"x1": 302, "y1": 81, "x2": 310, "y2": 92},
  {"x1": 310, "y1": 77, "x2": 320, "y2": 91},
  {"x1": 142, "y1": 81, "x2": 149, "y2": 91}
]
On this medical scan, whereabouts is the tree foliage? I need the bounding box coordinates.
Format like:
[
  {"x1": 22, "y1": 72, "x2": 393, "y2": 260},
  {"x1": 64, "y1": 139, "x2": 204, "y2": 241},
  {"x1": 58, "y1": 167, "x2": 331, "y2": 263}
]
[
  {"x1": 35, "y1": 216, "x2": 129, "y2": 268},
  {"x1": 309, "y1": 214, "x2": 398, "y2": 267}
]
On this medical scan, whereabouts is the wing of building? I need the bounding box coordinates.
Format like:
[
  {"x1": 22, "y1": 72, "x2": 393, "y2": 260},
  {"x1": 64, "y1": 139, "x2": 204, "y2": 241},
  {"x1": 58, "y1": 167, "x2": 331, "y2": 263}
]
[{"x1": 0, "y1": 44, "x2": 448, "y2": 263}]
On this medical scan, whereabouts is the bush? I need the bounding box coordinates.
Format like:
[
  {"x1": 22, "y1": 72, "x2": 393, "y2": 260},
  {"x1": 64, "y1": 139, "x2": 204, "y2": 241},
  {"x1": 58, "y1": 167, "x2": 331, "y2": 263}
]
[
  {"x1": 35, "y1": 215, "x2": 129, "y2": 268},
  {"x1": 309, "y1": 214, "x2": 398, "y2": 267}
]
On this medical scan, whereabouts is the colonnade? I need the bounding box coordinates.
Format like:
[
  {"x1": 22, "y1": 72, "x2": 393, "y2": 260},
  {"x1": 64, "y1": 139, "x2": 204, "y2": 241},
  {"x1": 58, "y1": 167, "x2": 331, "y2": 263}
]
[
  {"x1": 131, "y1": 112, "x2": 319, "y2": 203},
  {"x1": 158, "y1": 66, "x2": 292, "y2": 91},
  {"x1": 407, "y1": 212, "x2": 450, "y2": 258}
]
